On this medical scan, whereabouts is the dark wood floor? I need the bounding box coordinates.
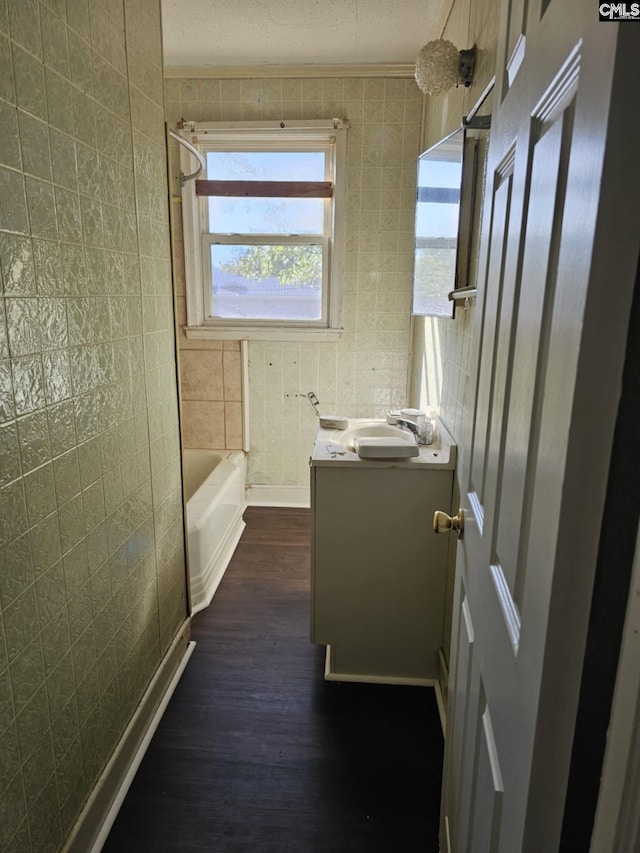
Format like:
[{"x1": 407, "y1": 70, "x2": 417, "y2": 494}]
[{"x1": 103, "y1": 507, "x2": 444, "y2": 852}]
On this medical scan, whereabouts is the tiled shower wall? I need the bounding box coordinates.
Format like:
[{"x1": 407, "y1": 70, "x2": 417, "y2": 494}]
[
  {"x1": 170, "y1": 210, "x2": 243, "y2": 451},
  {"x1": 0, "y1": 1, "x2": 187, "y2": 850},
  {"x1": 165, "y1": 76, "x2": 423, "y2": 486}
]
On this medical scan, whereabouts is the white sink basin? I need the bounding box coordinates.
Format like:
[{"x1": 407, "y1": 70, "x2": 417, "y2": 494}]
[
  {"x1": 330, "y1": 421, "x2": 419, "y2": 458},
  {"x1": 336, "y1": 421, "x2": 414, "y2": 450},
  {"x1": 337, "y1": 421, "x2": 415, "y2": 451}
]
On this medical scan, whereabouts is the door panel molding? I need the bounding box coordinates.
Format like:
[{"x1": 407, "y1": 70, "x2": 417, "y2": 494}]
[
  {"x1": 504, "y1": 0, "x2": 528, "y2": 91},
  {"x1": 476, "y1": 705, "x2": 505, "y2": 849},
  {"x1": 468, "y1": 491, "x2": 485, "y2": 536},
  {"x1": 495, "y1": 114, "x2": 566, "y2": 597},
  {"x1": 531, "y1": 40, "x2": 581, "y2": 128},
  {"x1": 506, "y1": 34, "x2": 526, "y2": 86},
  {"x1": 489, "y1": 563, "x2": 521, "y2": 653},
  {"x1": 469, "y1": 172, "x2": 513, "y2": 509},
  {"x1": 450, "y1": 594, "x2": 475, "y2": 839}
]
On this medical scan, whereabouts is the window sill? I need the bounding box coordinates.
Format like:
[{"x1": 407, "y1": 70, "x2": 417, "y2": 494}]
[{"x1": 183, "y1": 325, "x2": 344, "y2": 343}]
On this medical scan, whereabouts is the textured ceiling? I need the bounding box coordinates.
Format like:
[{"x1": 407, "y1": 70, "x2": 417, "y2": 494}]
[{"x1": 161, "y1": 0, "x2": 442, "y2": 68}]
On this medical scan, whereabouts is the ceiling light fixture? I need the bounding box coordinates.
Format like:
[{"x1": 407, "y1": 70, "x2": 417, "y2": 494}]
[{"x1": 414, "y1": 39, "x2": 477, "y2": 96}]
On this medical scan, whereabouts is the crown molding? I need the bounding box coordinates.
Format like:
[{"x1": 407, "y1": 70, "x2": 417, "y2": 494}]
[{"x1": 164, "y1": 63, "x2": 416, "y2": 79}]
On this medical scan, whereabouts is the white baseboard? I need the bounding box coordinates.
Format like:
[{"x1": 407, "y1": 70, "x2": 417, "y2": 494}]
[
  {"x1": 323, "y1": 646, "x2": 436, "y2": 687},
  {"x1": 246, "y1": 484, "x2": 310, "y2": 507},
  {"x1": 62, "y1": 625, "x2": 194, "y2": 853}
]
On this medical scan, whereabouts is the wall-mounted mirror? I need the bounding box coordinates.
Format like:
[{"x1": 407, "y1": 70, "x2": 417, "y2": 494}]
[{"x1": 411, "y1": 127, "x2": 478, "y2": 318}]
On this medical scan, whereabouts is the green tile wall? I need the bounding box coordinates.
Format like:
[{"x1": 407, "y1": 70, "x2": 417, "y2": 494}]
[{"x1": 0, "y1": 1, "x2": 187, "y2": 850}]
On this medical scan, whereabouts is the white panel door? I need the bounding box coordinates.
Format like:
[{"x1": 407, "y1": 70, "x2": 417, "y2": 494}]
[{"x1": 441, "y1": 1, "x2": 640, "y2": 850}]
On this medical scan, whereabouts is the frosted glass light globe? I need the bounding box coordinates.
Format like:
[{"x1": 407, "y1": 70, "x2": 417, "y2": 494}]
[{"x1": 415, "y1": 39, "x2": 460, "y2": 96}]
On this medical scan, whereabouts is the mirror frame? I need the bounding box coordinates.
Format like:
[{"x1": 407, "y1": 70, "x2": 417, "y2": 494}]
[{"x1": 411, "y1": 127, "x2": 479, "y2": 318}]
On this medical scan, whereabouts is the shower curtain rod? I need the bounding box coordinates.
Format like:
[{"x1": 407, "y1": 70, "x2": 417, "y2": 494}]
[{"x1": 168, "y1": 128, "x2": 207, "y2": 186}]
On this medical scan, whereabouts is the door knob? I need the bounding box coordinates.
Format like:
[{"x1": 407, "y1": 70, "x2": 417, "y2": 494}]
[{"x1": 433, "y1": 509, "x2": 464, "y2": 540}]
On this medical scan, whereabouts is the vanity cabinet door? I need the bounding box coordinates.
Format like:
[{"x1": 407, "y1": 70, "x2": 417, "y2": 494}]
[{"x1": 310, "y1": 465, "x2": 454, "y2": 682}]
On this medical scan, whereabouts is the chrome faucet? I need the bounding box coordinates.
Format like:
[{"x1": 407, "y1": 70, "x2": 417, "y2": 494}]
[
  {"x1": 397, "y1": 418, "x2": 417, "y2": 433},
  {"x1": 397, "y1": 419, "x2": 419, "y2": 442},
  {"x1": 397, "y1": 418, "x2": 433, "y2": 446}
]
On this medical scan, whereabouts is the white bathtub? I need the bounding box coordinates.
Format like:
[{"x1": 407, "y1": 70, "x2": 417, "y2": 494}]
[{"x1": 183, "y1": 450, "x2": 247, "y2": 614}]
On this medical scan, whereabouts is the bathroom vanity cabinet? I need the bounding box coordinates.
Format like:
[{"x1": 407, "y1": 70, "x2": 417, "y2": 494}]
[{"x1": 310, "y1": 418, "x2": 456, "y2": 684}]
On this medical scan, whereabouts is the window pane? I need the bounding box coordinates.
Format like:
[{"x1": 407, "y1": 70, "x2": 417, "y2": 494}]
[
  {"x1": 207, "y1": 151, "x2": 325, "y2": 181},
  {"x1": 206, "y1": 151, "x2": 326, "y2": 234},
  {"x1": 208, "y1": 196, "x2": 324, "y2": 235},
  {"x1": 210, "y1": 243, "x2": 323, "y2": 321}
]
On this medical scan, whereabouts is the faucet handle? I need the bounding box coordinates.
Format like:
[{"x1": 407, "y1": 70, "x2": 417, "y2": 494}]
[
  {"x1": 416, "y1": 414, "x2": 433, "y2": 445},
  {"x1": 400, "y1": 408, "x2": 422, "y2": 421}
]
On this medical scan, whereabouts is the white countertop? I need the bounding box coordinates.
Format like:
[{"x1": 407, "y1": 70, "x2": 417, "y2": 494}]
[{"x1": 310, "y1": 414, "x2": 457, "y2": 470}]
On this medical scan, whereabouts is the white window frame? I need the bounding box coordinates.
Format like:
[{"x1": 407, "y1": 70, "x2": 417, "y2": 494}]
[{"x1": 178, "y1": 120, "x2": 348, "y2": 341}]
